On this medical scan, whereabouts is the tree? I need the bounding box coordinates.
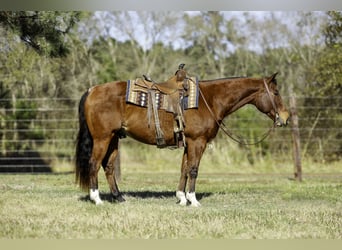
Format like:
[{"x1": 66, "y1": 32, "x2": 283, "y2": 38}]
[
  {"x1": 0, "y1": 11, "x2": 81, "y2": 57},
  {"x1": 182, "y1": 12, "x2": 240, "y2": 78},
  {"x1": 298, "y1": 11, "x2": 342, "y2": 161},
  {"x1": 324, "y1": 11, "x2": 342, "y2": 46},
  {"x1": 317, "y1": 11, "x2": 342, "y2": 96}
]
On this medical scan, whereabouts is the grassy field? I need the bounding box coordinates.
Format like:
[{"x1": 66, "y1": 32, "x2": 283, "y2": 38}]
[{"x1": 0, "y1": 169, "x2": 341, "y2": 239}]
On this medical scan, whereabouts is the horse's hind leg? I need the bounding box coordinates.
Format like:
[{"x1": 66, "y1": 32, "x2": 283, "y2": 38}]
[
  {"x1": 89, "y1": 138, "x2": 110, "y2": 205},
  {"x1": 103, "y1": 136, "x2": 125, "y2": 203}
]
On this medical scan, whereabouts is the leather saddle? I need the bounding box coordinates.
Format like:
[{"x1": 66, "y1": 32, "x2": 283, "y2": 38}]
[
  {"x1": 142, "y1": 65, "x2": 188, "y2": 96},
  {"x1": 141, "y1": 64, "x2": 188, "y2": 148}
]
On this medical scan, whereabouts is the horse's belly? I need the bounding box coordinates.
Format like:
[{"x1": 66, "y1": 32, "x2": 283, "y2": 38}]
[{"x1": 124, "y1": 105, "x2": 176, "y2": 145}]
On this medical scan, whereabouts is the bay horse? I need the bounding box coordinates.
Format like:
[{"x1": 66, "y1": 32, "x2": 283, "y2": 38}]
[{"x1": 75, "y1": 73, "x2": 289, "y2": 206}]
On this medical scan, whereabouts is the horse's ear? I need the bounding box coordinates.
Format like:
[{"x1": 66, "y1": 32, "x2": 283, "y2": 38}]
[{"x1": 269, "y1": 72, "x2": 278, "y2": 83}]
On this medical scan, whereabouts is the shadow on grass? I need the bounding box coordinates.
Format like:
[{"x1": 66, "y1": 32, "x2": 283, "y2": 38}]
[{"x1": 79, "y1": 191, "x2": 213, "y2": 203}]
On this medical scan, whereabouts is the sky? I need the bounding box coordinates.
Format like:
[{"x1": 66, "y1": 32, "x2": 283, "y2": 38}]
[{"x1": 87, "y1": 11, "x2": 326, "y2": 53}]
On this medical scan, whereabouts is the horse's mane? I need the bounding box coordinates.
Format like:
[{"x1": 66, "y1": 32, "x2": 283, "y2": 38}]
[
  {"x1": 199, "y1": 76, "x2": 248, "y2": 83},
  {"x1": 199, "y1": 75, "x2": 277, "y2": 84}
]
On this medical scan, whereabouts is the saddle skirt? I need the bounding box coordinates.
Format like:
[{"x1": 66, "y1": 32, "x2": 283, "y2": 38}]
[{"x1": 126, "y1": 76, "x2": 199, "y2": 112}]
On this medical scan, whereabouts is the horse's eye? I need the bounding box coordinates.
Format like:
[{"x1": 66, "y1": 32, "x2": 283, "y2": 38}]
[{"x1": 274, "y1": 91, "x2": 279, "y2": 96}]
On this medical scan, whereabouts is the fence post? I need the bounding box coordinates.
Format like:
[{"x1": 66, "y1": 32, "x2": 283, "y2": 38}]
[{"x1": 289, "y1": 94, "x2": 302, "y2": 181}]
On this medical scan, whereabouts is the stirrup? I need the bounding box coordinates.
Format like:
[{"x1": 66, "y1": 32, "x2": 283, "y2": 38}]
[
  {"x1": 156, "y1": 137, "x2": 167, "y2": 148},
  {"x1": 174, "y1": 127, "x2": 183, "y2": 133}
]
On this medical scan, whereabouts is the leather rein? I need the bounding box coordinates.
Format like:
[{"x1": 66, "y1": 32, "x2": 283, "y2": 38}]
[{"x1": 198, "y1": 78, "x2": 278, "y2": 146}]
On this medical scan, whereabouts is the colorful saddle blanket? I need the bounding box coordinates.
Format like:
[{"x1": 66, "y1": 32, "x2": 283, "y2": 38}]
[{"x1": 126, "y1": 77, "x2": 199, "y2": 112}]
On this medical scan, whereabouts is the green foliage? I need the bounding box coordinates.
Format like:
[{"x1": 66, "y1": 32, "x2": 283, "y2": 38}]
[
  {"x1": 324, "y1": 11, "x2": 342, "y2": 46},
  {"x1": 1, "y1": 100, "x2": 42, "y2": 154},
  {"x1": 0, "y1": 82, "x2": 11, "y2": 103},
  {"x1": 0, "y1": 82, "x2": 11, "y2": 148},
  {"x1": 299, "y1": 11, "x2": 342, "y2": 161},
  {"x1": 306, "y1": 11, "x2": 342, "y2": 98},
  {"x1": 312, "y1": 45, "x2": 342, "y2": 96},
  {"x1": 13, "y1": 100, "x2": 37, "y2": 122},
  {"x1": 0, "y1": 11, "x2": 81, "y2": 57}
]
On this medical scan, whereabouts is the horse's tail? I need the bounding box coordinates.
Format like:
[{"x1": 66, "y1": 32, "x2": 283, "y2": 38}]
[{"x1": 75, "y1": 90, "x2": 92, "y2": 191}]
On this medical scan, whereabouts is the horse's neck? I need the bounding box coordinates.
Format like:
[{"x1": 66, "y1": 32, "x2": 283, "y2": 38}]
[
  {"x1": 203, "y1": 79, "x2": 260, "y2": 120},
  {"x1": 229, "y1": 80, "x2": 261, "y2": 113}
]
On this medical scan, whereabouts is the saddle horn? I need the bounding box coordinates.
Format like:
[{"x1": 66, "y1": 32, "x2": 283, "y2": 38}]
[{"x1": 143, "y1": 74, "x2": 153, "y2": 82}]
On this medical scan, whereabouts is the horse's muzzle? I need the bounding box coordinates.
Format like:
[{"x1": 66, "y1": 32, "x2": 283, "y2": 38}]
[{"x1": 275, "y1": 111, "x2": 290, "y2": 127}]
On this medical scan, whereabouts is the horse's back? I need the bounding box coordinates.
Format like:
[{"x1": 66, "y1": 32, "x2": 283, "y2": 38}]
[{"x1": 88, "y1": 81, "x2": 127, "y2": 100}]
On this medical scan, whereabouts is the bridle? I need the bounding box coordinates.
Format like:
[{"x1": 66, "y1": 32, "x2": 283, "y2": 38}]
[
  {"x1": 263, "y1": 78, "x2": 280, "y2": 123},
  {"x1": 198, "y1": 78, "x2": 278, "y2": 146}
]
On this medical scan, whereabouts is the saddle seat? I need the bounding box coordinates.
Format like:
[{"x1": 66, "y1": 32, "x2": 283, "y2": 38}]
[{"x1": 142, "y1": 70, "x2": 188, "y2": 95}]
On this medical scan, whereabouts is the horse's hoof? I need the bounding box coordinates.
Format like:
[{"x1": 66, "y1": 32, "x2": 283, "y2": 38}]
[
  {"x1": 190, "y1": 201, "x2": 201, "y2": 207},
  {"x1": 113, "y1": 195, "x2": 126, "y2": 203},
  {"x1": 186, "y1": 192, "x2": 201, "y2": 207},
  {"x1": 117, "y1": 196, "x2": 126, "y2": 203},
  {"x1": 176, "y1": 191, "x2": 188, "y2": 206},
  {"x1": 95, "y1": 200, "x2": 104, "y2": 205},
  {"x1": 178, "y1": 200, "x2": 188, "y2": 206}
]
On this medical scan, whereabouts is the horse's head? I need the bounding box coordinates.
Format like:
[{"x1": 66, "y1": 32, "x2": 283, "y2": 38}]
[{"x1": 254, "y1": 73, "x2": 290, "y2": 127}]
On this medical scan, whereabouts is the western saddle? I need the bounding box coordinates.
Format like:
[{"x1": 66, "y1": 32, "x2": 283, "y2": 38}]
[{"x1": 142, "y1": 63, "x2": 189, "y2": 148}]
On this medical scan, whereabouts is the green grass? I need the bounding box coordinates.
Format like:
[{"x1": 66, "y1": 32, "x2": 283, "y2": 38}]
[
  {"x1": 0, "y1": 171, "x2": 341, "y2": 239},
  {"x1": 117, "y1": 138, "x2": 342, "y2": 175}
]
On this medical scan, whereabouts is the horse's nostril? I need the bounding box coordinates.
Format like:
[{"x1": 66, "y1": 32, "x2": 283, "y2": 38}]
[{"x1": 286, "y1": 118, "x2": 290, "y2": 126}]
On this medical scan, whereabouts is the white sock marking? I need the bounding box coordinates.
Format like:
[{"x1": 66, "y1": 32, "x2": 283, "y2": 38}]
[
  {"x1": 186, "y1": 192, "x2": 201, "y2": 207},
  {"x1": 176, "y1": 191, "x2": 188, "y2": 206},
  {"x1": 90, "y1": 189, "x2": 103, "y2": 205}
]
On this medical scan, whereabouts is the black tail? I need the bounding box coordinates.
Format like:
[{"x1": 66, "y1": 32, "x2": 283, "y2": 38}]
[{"x1": 75, "y1": 90, "x2": 92, "y2": 191}]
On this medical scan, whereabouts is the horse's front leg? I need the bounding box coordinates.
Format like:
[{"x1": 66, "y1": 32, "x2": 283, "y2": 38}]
[
  {"x1": 177, "y1": 138, "x2": 207, "y2": 207},
  {"x1": 176, "y1": 148, "x2": 188, "y2": 206},
  {"x1": 186, "y1": 164, "x2": 201, "y2": 207}
]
